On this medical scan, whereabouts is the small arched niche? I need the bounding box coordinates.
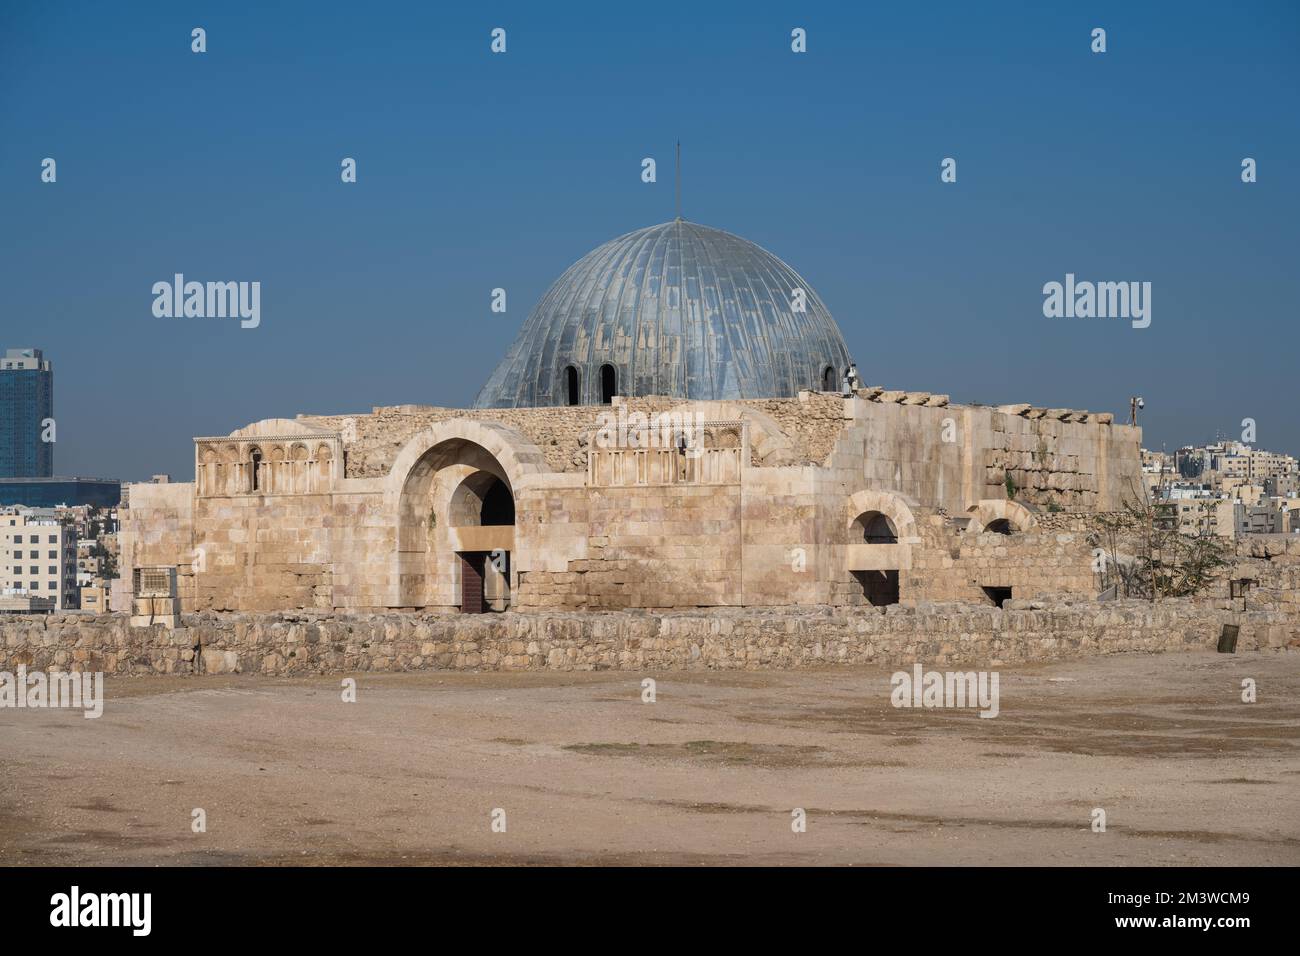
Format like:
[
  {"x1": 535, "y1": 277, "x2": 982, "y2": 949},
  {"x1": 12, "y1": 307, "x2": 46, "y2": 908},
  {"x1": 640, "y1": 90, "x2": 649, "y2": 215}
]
[{"x1": 852, "y1": 510, "x2": 898, "y2": 544}]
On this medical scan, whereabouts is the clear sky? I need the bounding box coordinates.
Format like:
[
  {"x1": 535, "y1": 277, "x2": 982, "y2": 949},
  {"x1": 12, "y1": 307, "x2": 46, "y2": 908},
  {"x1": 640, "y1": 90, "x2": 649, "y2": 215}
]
[{"x1": 2, "y1": 1, "x2": 1297, "y2": 481}]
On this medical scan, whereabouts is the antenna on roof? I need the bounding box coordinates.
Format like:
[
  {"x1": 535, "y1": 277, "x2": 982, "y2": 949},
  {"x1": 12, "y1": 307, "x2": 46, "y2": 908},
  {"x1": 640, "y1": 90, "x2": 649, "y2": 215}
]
[{"x1": 675, "y1": 140, "x2": 682, "y2": 220}]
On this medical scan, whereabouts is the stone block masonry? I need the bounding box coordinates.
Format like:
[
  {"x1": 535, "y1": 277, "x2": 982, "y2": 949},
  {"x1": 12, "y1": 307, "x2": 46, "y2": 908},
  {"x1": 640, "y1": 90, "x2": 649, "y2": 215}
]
[{"x1": 3, "y1": 599, "x2": 1295, "y2": 677}]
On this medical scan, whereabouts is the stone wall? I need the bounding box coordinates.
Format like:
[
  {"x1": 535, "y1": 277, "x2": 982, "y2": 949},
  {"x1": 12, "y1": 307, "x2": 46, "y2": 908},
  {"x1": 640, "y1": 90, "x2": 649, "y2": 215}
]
[
  {"x1": 117, "y1": 390, "x2": 1142, "y2": 614},
  {"x1": 519, "y1": 482, "x2": 744, "y2": 609},
  {"x1": 1031, "y1": 510, "x2": 1107, "y2": 533},
  {"x1": 295, "y1": 391, "x2": 1136, "y2": 500},
  {"x1": 1231, "y1": 536, "x2": 1300, "y2": 617},
  {"x1": 905, "y1": 528, "x2": 1097, "y2": 604},
  {"x1": 112, "y1": 481, "x2": 192, "y2": 613},
  {"x1": 298, "y1": 395, "x2": 835, "y2": 478},
  {"x1": 190, "y1": 492, "x2": 335, "y2": 611},
  {"x1": 4, "y1": 598, "x2": 1295, "y2": 677},
  {"x1": 821, "y1": 397, "x2": 1141, "y2": 516}
]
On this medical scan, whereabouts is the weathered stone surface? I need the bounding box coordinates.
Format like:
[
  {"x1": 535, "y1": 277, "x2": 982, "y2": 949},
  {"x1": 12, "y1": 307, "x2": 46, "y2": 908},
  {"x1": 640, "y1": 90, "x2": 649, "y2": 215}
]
[
  {"x1": 116, "y1": 392, "x2": 1144, "y2": 615},
  {"x1": 2, "y1": 599, "x2": 1294, "y2": 676}
]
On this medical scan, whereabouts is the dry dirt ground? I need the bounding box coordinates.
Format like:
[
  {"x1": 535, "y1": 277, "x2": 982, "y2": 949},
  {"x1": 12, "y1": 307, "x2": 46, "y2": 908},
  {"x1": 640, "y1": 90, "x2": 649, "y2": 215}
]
[{"x1": 2, "y1": 651, "x2": 1297, "y2": 866}]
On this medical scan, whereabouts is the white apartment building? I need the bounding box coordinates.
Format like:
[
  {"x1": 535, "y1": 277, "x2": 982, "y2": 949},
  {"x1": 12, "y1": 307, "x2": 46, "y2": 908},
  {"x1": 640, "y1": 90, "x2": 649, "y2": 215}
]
[
  {"x1": 1207, "y1": 441, "x2": 1298, "y2": 481},
  {"x1": 1, "y1": 509, "x2": 79, "y2": 609}
]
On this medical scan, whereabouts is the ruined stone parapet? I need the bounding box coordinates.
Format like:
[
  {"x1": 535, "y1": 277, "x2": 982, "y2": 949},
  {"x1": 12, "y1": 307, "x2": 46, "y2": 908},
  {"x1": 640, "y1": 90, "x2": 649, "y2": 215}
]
[
  {"x1": 997, "y1": 404, "x2": 1115, "y2": 426},
  {"x1": 3, "y1": 600, "x2": 1294, "y2": 677}
]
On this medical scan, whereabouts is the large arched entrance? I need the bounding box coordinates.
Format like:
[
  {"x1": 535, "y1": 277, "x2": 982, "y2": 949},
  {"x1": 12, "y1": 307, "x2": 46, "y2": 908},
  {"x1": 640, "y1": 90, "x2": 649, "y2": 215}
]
[
  {"x1": 448, "y1": 470, "x2": 515, "y2": 611},
  {"x1": 385, "y1": 421, "x2": 546, "y2": 611}
]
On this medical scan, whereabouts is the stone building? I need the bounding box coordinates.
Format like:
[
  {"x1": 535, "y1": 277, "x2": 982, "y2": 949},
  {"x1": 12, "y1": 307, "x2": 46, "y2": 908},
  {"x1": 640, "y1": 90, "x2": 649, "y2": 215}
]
[{"x1": 118, "y1": 220, "x2": 1142, "y2": 615}]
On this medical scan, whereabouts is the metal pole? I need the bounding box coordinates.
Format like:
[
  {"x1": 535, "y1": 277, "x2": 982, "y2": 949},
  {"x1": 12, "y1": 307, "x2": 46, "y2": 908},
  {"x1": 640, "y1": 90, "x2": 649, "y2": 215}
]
[{"x1": 675, "y1": 141, "x2": 681, "y2": 219}]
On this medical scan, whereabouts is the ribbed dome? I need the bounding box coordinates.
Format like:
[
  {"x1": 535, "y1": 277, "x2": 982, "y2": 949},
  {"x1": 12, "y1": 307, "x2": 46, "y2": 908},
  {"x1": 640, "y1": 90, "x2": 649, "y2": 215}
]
[{"x1": 474, "y1": 219, "x2": 852, "y2": 407}]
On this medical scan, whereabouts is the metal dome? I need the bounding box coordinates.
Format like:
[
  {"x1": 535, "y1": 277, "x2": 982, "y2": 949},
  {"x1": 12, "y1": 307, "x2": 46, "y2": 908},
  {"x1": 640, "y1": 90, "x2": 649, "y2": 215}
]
[{"x1": 473, "y1": 219, "x2": 852, "y2": 407}]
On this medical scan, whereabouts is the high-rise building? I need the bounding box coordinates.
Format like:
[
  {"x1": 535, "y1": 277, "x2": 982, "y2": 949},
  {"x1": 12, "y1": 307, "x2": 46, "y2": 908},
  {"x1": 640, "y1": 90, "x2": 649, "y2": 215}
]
[{"x1": 0, "y1": 347, "x2": 54, "y2": 478}]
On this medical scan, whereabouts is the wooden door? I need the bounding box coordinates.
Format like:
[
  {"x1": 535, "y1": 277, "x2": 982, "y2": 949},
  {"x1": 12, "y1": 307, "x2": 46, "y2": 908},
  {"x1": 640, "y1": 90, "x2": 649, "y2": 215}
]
[{"x1": 459, "y1": 552, "x2": 486, "y2": 613}]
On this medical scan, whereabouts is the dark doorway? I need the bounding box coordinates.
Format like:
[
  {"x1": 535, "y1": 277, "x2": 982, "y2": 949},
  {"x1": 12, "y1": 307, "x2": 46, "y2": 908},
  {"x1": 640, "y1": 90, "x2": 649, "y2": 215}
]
[
  {"x1": 565, "y1": 365, "x2": 580, "y2": 405},
  {"x1": 459, "y1": 552, "x2": 487, "y2": 613},
  {"x1": 600, "y1": 364, "x2": 617, "y2": 404},
  {"x1": 854, "y1": 569, "x2": 900, "y2": 606},
  {"x1": 985, "y1": 519, "x2": 1013, "y2": 535},
  {"x1": 822, "y1": 365, "x2": 837, "y2": 391},
  {"x1": 982, "y1": 586, "x2": 1012, "y2": 608},
  {"x1": 480, "y1": 478, "x2": 515, "y2": 525}
]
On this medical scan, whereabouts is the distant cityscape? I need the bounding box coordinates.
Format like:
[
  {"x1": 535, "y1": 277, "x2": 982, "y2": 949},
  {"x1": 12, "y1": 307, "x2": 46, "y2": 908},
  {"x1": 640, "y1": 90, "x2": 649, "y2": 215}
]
[
  {"x1": 3, "y1": 343, "x2": 1299, "y2": 614},
  {"x1": 2, "y1": 346, "x2": 126, "y2": 613},
  {"x1": 1143, "y1": 441, "x2": 1300, "y2": 539}
]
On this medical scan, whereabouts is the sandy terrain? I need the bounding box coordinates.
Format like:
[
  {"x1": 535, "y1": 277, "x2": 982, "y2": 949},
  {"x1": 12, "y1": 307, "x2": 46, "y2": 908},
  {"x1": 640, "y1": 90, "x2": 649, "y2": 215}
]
[{"x1": 1, "y1": 651, "x2": 1297, "y2": 866}]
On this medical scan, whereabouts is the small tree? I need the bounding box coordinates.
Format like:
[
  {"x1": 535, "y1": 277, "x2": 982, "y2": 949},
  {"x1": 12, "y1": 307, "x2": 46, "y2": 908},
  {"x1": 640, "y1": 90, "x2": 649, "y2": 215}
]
[
  {"x1": 1093, "y1": 476, "x2": 1230, "y2": 600},
  {"x1": 90, "y1": 539, "x2": 118, "y2": 578}
]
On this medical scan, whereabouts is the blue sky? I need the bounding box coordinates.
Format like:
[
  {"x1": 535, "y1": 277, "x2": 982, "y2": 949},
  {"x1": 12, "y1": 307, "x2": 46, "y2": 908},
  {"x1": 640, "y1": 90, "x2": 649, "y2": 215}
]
[{"x1": 2, "y1": 1, "x2": 1297, "y2": 480}]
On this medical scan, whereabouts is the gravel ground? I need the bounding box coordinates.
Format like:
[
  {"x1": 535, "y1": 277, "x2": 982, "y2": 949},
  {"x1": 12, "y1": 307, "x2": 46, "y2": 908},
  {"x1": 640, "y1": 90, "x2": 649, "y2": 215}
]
[{"x1": 2, "y1": 651, "x2": 1297, "y2": 866}]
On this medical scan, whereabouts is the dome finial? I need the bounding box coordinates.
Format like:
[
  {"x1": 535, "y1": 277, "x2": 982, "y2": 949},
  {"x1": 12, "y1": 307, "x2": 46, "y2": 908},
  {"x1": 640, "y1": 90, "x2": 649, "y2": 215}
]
[{"x1": 675, "y1": 140, "x2": 682, "y2": 220}]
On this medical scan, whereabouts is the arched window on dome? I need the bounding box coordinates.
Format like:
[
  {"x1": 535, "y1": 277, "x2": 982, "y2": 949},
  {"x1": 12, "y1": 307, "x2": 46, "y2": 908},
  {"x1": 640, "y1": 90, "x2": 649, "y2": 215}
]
[
  {"x1": 564, "y1": 365, "x2": 580, "y2": 406},
  {"x1": 600, "y1": 364, "x2": 617, "y2": 404},
  {"x1": 822, "y1": 366, "x2": 837, "y2": 392}
]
